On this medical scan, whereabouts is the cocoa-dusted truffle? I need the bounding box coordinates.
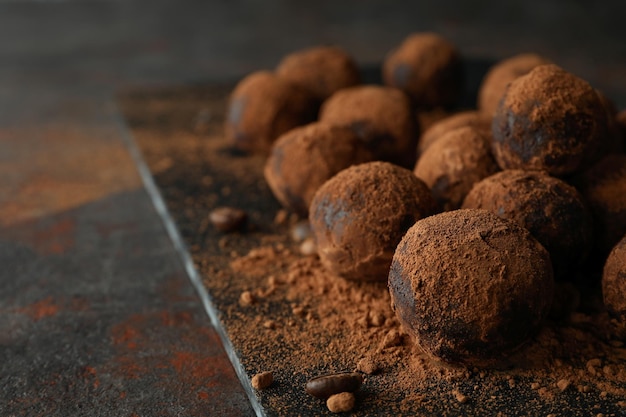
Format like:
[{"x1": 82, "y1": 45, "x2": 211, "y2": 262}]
[
  {"x1": 492, "y1": 64, "x2": 608, "y2": 176},
  {"x1": 574, "y1": 154, "x2": 626, "y2": 259},
  {"x1": 225, "y1": 71, "x2": 316, "y2": 154},
  {"x1": 389, "y1": 209, "x2": 554, "y2": 365},
  {"x1": 319, "y1": 85, "x2": 418, "y2": 168},
  {"x1": 478, "y1": 53, "x2": 551, "y2": 117},
  {"x1": 418, "y1": 111, "x2": 491, "y2": 156},
  {"x1": 309, "y1": 161, "x2": 437, "y2": 281},
  {"x1": 414, "y1": 126, "x2": 499, "y2": 211},
  {"x1": 603, "y1": 234, "x2": 626, "y2": 324},
  {"x1": 462, "y1": 170, "x2": 592, "y2": 279},
  {"x1": 383, "y1": 33, "x2": 464, "y2": 109},
  {"x1": 275, "y1": 46, "x2": 361, "y2": 102},
  {"x1": 264, "y1": 122, "x2": 373, "y2": 216}
]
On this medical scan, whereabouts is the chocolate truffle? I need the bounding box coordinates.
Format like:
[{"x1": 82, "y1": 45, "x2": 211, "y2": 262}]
[
  {"x1": 418, "y1": 111, "x2": 491, "y2": 156},
  {"x1": 309, "y1": 161, "x2": 437, "y2": 282},
  {"x1": 225, "y1": 71, "x2": 316, "y2": 154},
  {"x1": 388, "y1": 209, "x2": 554, "y2": 365},
  {"x1": 319, "y1": 85, "x2": 418, "y2": 168},
  {"x1": 616, "y1": 109, "x2": 626, "y2": 149},
  {"x1": 574, "y1": 154, "x2": 626, "y2": 259},
  {"x1": 462, "y1": 170, "x2": 593, "y2": 279},
  {"x1": 264, "y1": 122, "x2": 373, "y2": 216},
  {"x1": 603, "y1": 234, "x2": 626, "y2": 323},
  {"x1": 478, "y1": 53, "x2": 551, "y2": 117},
  {"x1": 491, "y1": 64, "x2": 609, "y2": 176},
  {"x1": 414, "y1": 126, "x2": 499, "y2": 211},
  {"x1": 383, "y1": 33, "x2": 464, "y2": 108},
  {"x1": 276, "y1": 46, "x2": 361, "y2": 102}
]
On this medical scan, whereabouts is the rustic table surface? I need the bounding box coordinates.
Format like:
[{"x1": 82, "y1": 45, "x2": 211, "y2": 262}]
[{"x1": 1, "y1": 2, "x2": 625, "y2": 416}]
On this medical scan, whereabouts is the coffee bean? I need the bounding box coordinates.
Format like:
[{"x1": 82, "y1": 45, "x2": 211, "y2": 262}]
[
  {"x1": 209, "y1": 206, "x2": 247, "y2": 232},
  {"x1": 305, "y1": 372, "x2": 363, "y2": 399}
]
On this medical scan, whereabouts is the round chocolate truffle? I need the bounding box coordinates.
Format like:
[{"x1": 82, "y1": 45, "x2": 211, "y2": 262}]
[
  {"x1": 264, "y1": 122, "x2": 373, "y2": 216},
  {"x1": 276, "y1": 46, "x2": 361, "y2": 102},
  {"x1": 462, "y1": 170, "x2": 593, "y2": 279},
  {"x1": 414, "y1": 126, "x2": 499, "y2": 211},
  {"x1": 603, "y1": 234, "x2": 626, "y2": 323},
  {"x1": 383, "y1": 33, "x2": 464, "y2": 108},
  {"x1": 478, "y1": 53, "x2": 551, "y2": 117},
  {"x1": 319, "y1": 85, "x2": 418, "y2": 168},
  {"x1": 388, "y1": 209, "x2": 554, "y2": 365},
  {"x1": 574, "y1": 154, "x2": 626, "y2": 259},
  {"x1": 309, "y1": 161, "x2": 437, "y2": 282},
  {"x1": 491, "y1": 64, "x2": 609, "y2": 176},
  {"x1": 224, "y1": 71, "x2": 316, "y2": 154},
  {"x1": 418, "y1": 111, "x2": 491, "y2": 156}
]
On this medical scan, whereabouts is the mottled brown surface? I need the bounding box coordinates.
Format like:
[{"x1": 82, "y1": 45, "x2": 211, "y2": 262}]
[
  {"x1": 417, "y1": 110, "x2": 490, "y2": 156},
  {"x1": 492, "y1": 64, "x2": 608, "y2": 176},
  {"x1": 225, "y1": 71, "x2": 317, "y2": 154},
  {"x1": 414, "y1": 126, "x2": 498, "y2": 211},
  {"x1": 383, "y1": 32, "x2": 464, "y2": 109},
  {"x1": 276, "y1": 46, "x2": 361, "y2": 102},
  {"x1": 478, "y1": 53, "x2": 551, "y2": 117},
  {"x1": 309, "y1": 161, "x2": 436, "y2": 282},
  {"x1": 462, "y1": 170, "x2": 593, "y2": 280},
  {"x1": 603, "y1": 235, "x2": 626, "y2": 324},
  {"x1": 264, "y1": 122, "x2": 373, "y2": 216},
  {"x1": 389, "y1": 209, "x2": 554, "y2": 365},
  {"x1": 319, "y1": 85, "x2": 417, "y2": 168}
]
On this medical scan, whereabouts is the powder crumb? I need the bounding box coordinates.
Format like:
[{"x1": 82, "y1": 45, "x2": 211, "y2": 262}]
[
  {"x1": 274, "y1": 209, "x2": 289, "y2": 225},
  {"x1": 263, "y1": 320, "x2": 276, "y2": 329},
  {"x1": 452, "y1": 389, "x2": 469, "y2": 404},
  {"x1": 239, "y1": 291, "x2": 256, "y2": 306},
  {"x1": 380, "y1": 329, "x2": 403, "y2": 349},
  {"x1": 326, "y1": 392, "x2": 355, "y2": 413},
  {"x1": 357, "y1": 356, "x2": 381, "y2": 375},
  {"x1": 299, "y1": 238, "x2": 317, "y2": 256},
  {"x1": 530, "y1": 382, "x2": 541, "y2": 390},
  {"x1": 557, "y1": 378, "x2": 571, "y2": 392},
  {"x1": 618, "y1": 400, "x2": 626, "y2": 407},
  {"x1": 596, "y1": 413, "x2": 605, "y2": 417},
  {"x1": 251, "y1": 371, "x2": 274, "y2": 389}
]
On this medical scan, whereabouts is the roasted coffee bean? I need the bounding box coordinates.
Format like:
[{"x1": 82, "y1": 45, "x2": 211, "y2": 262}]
[
  {"x1": 209, "y1": 206, "x2": 247, "y2": 233},
  {"x1": 305, "y1": 372, "x2": 363, "y2": 399}
]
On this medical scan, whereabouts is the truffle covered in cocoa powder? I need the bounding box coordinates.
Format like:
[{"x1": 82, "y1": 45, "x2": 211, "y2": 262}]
[
  {"x1": 417, "y1": 110, "x2": 492, "y2": 156},
  {"x1": 264, "y1": 122, "x2": 373, "y2": 216},
  {"x1": 603, "y1": 234, "x2": 626, "y2": 325},
  {"x1": 573, "y1": 154, "x2": 626, "y2": 261},
  {"x1": 309, "y1": 161, "x2": 437, "y2": 282},
  {"x1": 275, "y1": 46, "x2": 361, "y2": 102},
  {"x1": 478, "y1": 53, "x2": 551, "y2": 117},
  {"x1": 383, "y1": 32, "x2": 464, "y2": 109},
  {"x1": 414, "y1": 126, "x2": 499, "y2": 211},
  {"x1": 492, "y1": 64, "x2": 608, "y2": 176},
  {"x1": 319, "y1": 85, "x2": 418, "y2": 168},
  {"x1": 225, "y1": 71, "x2": 317, "y2": 154},
  {"x1": 389, "y1": 209, "x2": 554, "y2": 366},
  {"x1": 462, "y1": 170, "x2": 592, "y2": 280}
]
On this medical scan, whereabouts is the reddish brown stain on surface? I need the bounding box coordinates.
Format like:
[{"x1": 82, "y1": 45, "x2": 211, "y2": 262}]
[
  {"x1": 197, "y1": 391, "x2": 209, "y2": 400},
  {"x1": 18, "y1": 297, "x2": 60, "y2": 321}
]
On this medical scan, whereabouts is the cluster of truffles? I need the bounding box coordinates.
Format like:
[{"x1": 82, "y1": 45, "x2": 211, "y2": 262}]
[{"x1": 225, "y1": 33, "x2": 626, "y2": 369}]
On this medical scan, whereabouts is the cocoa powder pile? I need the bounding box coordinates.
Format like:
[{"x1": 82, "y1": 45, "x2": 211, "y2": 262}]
[{"x1": 120, "y1": 53, "x2": 626, "y2": 416}]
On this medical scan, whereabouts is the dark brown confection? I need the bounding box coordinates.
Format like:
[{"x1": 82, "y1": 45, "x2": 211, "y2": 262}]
[
  {"x1": 492, "y1": 64, "x2": 609, "y2": 176},
  {"x1": 462, "y1": 170, "x2": 593, "y2": 280},
  {"x1": 382, "y1": 32, "x2": 464, "y2": 109},
  {"x1": 478, "y1": 53, "x2": 551, "y2": 117},
  {"x1": 417, "y1": 110, "x2": 491, "y2": 156},
  {"x1": 616, "y1": 109, "x2": 626, "y2": 148},
  {"x1": 309, "y1": 161, "x2": 437, "y2": 282},
  {"x1": 275, "y1": 46, "x2": 361, "y2": 102},
  {"x1": 388, "y1": 209, "x2": 554, "y2": 366},
  {"x1": 264, "y1": 122, "x2": 373, "y2": 216},
  {"x1": 224, "y1": 71, "x2": 316, "y2": 154},
  {"x1": 414, "y1": 126, "x2": 499, "y2": 211},
  {"x1": 319, "y1": 85, "x2": 418, "y2": 168},
  {"x1": 573, "y1": 154, "x2": 626, "y2": 261},
  {"x1": 603, "y1": 234, "x2": 626, "y2": 324}
]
